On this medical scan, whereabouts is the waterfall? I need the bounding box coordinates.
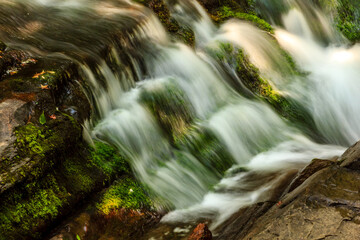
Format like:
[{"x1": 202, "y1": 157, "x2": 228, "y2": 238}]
[{"x1": 1, "y1": 0, "x2": 358, "y2": 230}]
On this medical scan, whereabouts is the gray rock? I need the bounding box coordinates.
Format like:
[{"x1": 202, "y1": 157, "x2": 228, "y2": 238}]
[{"x1": 0, "y1": 99, "x2": 27, "y2": 155}]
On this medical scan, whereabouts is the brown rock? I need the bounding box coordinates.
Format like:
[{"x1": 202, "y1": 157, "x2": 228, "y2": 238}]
[
  {"x1": 240, "y1": 166, "x2": 360, "y2": 240},
  {"x1": 287, "y1": 158, "x2": 336, "y2": 193},
  {"x1": 340, "y1": 141, "x2": 360, "y2": 170},
  {"x1": 188, "y1": 223, "x2": 212, "y2": 240}
]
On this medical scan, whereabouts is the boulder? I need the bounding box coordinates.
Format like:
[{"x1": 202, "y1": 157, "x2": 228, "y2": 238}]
[
  {"x1": 241, "y1": 165, "x2": 360, "y2": 239},
  {"x1": 213, "y1": 144, "x2": 360, "y2": 240},
  {"x1": 339, "y1": 141, "x2": 360, "y2": 170},
  {"x1": 287, "y1": 158, "x2": 336, "y2": 193},
  {"x1": 0, "y1": 99, "x2": 28, "y2": 155}
]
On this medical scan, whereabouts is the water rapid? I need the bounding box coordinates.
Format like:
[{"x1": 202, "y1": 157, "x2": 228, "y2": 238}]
[{"x1": 1, "y1": 0, "x2": 359, "y2": 233}]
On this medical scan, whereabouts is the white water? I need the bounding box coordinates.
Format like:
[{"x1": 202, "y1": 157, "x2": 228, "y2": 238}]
[
  {"x1": 1, "y1": 0, "x2": 358, "y2": 233},
  {"x1": 91, "y1": 0, "x2": 349, "y2": 228}
]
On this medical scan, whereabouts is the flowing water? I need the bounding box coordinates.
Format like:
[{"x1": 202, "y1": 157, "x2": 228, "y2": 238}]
[{"x1": 1, "y1": 0, "x2": 359, "y2": 236}]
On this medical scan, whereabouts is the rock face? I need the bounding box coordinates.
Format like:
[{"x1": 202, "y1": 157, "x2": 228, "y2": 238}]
[{"x1": 214, "y1": 141, "x2": 360, "y2": 240}]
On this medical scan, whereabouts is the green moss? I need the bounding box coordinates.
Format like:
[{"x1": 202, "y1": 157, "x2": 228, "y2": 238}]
[
  {"x1": 208, "y1": 42, "x2": 317, "y2": 137},
  {"x1": 89, "y1": 141, "x2": 129, "y2": 176},
  {"x1": 63, "y1": 158, "x2": 97, "y2": 193},
  {"x1": 96, "y1": 177, "x2": 152, "y2": 214},
  {"x1": 134, "y1": 0, "x2": 195, "y2": 45},
  {"x1": 175, "y1": 126, "x2": 235, "y2": 177},
  {"x1": 0, "y1": 174, "x2": 67, "y2": 240},
  {"x1": 335, "y1": 0, "x2": 360, "y2": 42},
  {"x1": 140, "y1": 81, "x2": 195, "y2": 143},
  {"x1": 15, "y1": 123, "x2": 47, "y2": 157},
  {"x1": 215, "y1": 6, "x2": 274, "y2": 33},
  {"x1": 0, "y1": 139, "x2": 131, "y2": 240}
]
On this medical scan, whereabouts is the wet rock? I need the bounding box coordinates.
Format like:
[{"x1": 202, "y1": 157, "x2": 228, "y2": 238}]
[
  {"x1": 0, "y1": 54, "x2": 102, "y2": 240},
  {"x1": 188, "y1": 223, "x2": 212, "y2": 240},
  {"x1": 339, "y1": 141, "x2": 360, "y2": 170},
  {"x1": 287, "y1": 158, "x2": 336, "y2": 193},
  {"x1": 0, "y1": 48, "x2": 30, "y2": 79},
  {"x1": 214, "y1": 169, "x2": 299, "y2": 240},
  {"x1": 47, "y1": 208, "x2": 161, "y2": 240},
  {"x1": 235, "y1": 165, "x2": 360, "y2": 240},
  {"x1": 0, "y1": 41, "x2": 5, "y2": 51}
]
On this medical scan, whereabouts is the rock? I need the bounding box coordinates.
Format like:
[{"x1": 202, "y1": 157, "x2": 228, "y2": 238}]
[
  {"x1": 339, "y1": 141, "x2": 360, "y2": 170},
  {"x1": 0, "y1": 99, "x2": 28, "y2": 155},
  {"x1": 287, "y1": 158, "x2": 336, "y2": 193},
  {"x1": 0, "y1": 49, "x2": 29, "y2": 80},
  {"x1": 212, "y1": 145, "x2": 360, "y2": 240},
  {"x1": 47, "y1": 206, "x2": 161, "y2": 240},
  {"x1": 235, "y1": 165, "x2": 360, "y2": 240},
  {"x1": 214, "y1": 169, "x2": 299, "y2": 240},
  {"x1": 188, "y1": 223, "x2": 212, "y2": 240}
]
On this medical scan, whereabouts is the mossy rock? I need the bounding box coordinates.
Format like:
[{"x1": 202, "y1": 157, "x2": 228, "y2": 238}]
[
  {"x1": 0, "y1": 140, "x2": 129, "y2": 240},
  {"x1": 96, "y1": 177, "x2": 152, "y2": 215},
  {"x1": 198, "y1": 0, "x2": 255, "y2": 14},
  {"x1": 0, "y1": 115, "x2": 82, "y2": 194},
  {"x1": 214, "y1": 6, "x2": 274, "y2": 33},
  {"x1": 208, "y1": 42, "x2": 318, "y2": 139},
  {"x1": 133, "y1": 0, "x2": 195, "y2": 45},
  {"x1": 335, "y1": 0, "x2": 360, "y2": 42},
  {"x1": 174, "y1": 126, "x2": 235, "y2": 177},
  {"x1": 140, "y1": 80, "x2": 195, "y2": 143}
]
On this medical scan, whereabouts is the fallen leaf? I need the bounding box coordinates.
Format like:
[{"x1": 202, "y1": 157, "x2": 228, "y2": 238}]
[
  {"x1": 49, "y1": 114, "x2": 56, "y2": 120},
  {"x1": 276, "y1": 201, "x2": 283, "y2": 207},
  {"x1": 10, "y1": 70, "x2": 18, "y2": 75},
  {"x1": 47, "y1": 71, "x2": 55, "y2": 74},
  {"x1": 32, "y1": 70, "x2": 45, "y2": 78},
  {"x1": 40, "y1": 84, "x2": 49, "y2": 90},
  {"x1": 39, "y1": 111, "x2": 46, "y2": 125}
]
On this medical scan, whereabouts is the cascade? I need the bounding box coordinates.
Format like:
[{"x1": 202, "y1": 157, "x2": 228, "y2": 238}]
[{"x1": 1, "y1": 0, "x2": 358, "y2": 231}]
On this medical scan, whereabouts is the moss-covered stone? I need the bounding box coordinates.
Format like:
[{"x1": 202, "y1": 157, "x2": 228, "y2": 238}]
[
  {"x1": 0, "y1": 138, "x2": 129, "y2": 240},
  {"x1": 214, "y1": 6, "x2": 274, "y2": 33},
  {"x1": 140, "y1": 81, "x2": 195, "y2": 143},
  {"x1": 96, "y1": 177, "x2": 152, "y2": 215},
  {"x1": 89, "y1": 141, "x2": 130, "y2": 177},
  {"x1": 0, "y1": 54, "x2": 131, "y2": 239},
  {"x1": 335, "y1": 0, "x2": 360, "y2": 42},
  {"x1": 133, "y1": 0, "x2": 195, "y2": 45},
  {"x1": 175, "y1": 126, "x2": 235, "y2": 177},
  {"x1": 208, "y1": 42, "x2": 317, "y2": 138}
]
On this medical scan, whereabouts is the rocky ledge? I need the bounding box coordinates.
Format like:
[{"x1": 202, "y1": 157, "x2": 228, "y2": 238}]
[
  {"x1": 212, "y1": 142, "x2": 360, "y2": 240},
  {"x1": 0, "y1": 43, "x2": 154, "y2": 240}
]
